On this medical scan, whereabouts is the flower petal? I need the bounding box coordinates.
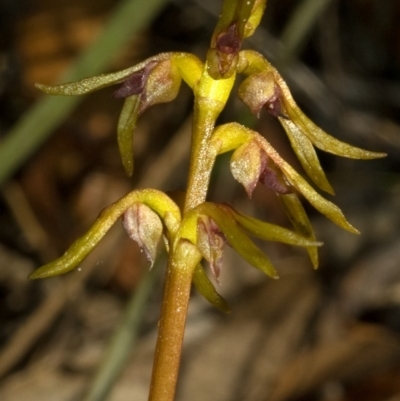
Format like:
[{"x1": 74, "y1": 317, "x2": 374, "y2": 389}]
[
  {"x1": 222, "y1": 204, "x2": 322, "y2": 248},
  {"x1": 238, "y1": 71, "x2": 286, "y2": 118},
  {"x1": 280, "y1": 118, "x2": 334, "y2": 194},
  {"x1": 139, "y1": 60, "x2": 182, "y2": 113},
  {"x1": 114, "y1": 61, "x2": 157, "y2": 98},
  {"x1": 278, "y1": 193, "x2": 319, "y2": 268},
  {"x1": 34, "y1": 53, "x2": 174, "y2": 96},
  {"x1": 280, "y1": 160, "x2": 359, "y2": 234},
  {"x1": 117, "y1": 95, "x2": 141, "y2": 177},
  {"x1": 192, "y1": 264, "x2": 231, "y2": 313},
  {"x1": 259, "y1": 163, "x2": 291, "y2": 194},
  {"x1": 29, "y1": 189, "x2": 180, "y2": 279},
  {"x1": 254, "y1": 135, "x2": 359, "y2": 233},
  {"x1": 194, "y1": 203, "x2": 279, "y2": 279},
  {"x1": 275, "y1": 73, "x2": 386, "y2": 159}
]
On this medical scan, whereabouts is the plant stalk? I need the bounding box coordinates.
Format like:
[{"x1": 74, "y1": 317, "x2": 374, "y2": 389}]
[
  {"x1": 148, "y1": 62, "x2": 235, "y2": 401},
  {"x1": 184, "y1": 103, "x2": 218, "y2": 212},
  {"x1": 148, "y1": 241, "x2": 201, "y2": 401},
  {"x1": 148, "y1": 105, "x2": 216, "y2": 400},
  {"x1": 184, "y1": 68, "x2": 235, "y2": 212}
]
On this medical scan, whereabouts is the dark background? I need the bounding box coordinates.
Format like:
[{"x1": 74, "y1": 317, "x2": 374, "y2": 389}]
[{"x1": 0, "y1": 1, "x2": 399, "y2": 400}]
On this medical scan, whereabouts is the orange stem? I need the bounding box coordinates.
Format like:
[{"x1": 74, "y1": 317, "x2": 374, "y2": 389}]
[{"x1": 148, "y1": 241, "x2": 201, "y2": 401}]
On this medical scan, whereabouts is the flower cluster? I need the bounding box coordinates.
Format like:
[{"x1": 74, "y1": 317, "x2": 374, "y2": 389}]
[{"x1": 31, "y1": 0, "x2": 385, "y2": 312}]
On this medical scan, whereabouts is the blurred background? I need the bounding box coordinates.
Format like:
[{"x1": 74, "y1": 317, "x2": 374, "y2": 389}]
[{"x1": 0, "y1": 0, "x2": 399, "y2": 400}]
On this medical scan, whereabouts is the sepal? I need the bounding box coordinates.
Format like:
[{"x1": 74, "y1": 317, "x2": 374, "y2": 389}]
[
  {"x1": 123, "y1": 203, "x2": 163, "y2": 267},
  {"x1": 279, "y1": 117, "x2": 334, "y2": 194},
  {"x1": 192, "y1": 264, "x2": 231, "y2": 313},
  {"x1": 179, "y1": 203, "x2": 279, "y2": 279},
  {"x1": 29, "y1": 189, "x2": 181, "y2": 279},
  {"x1": 211, "y1": 122, "x2": 360, "y2": 234},
  {"x1": 223, "y1": 204, "x2": 322, "y2": 248},
  {"x1": 117, "y1": 95, "x2": 140, "y2": 176},
  {"x1": 278, "y1": 193, "x2": 319, "y2": 268},
  {"x1": 35, "y1": 53, "x2": 174, "y2": 95},
  {"x1": 236, "y1": 50, "x2": 386, "y2": 193}
]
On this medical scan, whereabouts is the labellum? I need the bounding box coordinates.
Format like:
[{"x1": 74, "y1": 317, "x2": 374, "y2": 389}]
[
  {"x1": 258, "y1": 156, "x2": 291, "y2": 194},
  {"x1": 197, "y1": 215, "x2": 226, "y2": 282}
]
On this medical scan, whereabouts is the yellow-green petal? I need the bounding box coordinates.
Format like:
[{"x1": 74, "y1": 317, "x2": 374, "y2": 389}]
[
  {"x1": 195, "y1": 203, "x2": 279, "y2": 279},
  {"x1": 275, "y1": 72, "x2": 386, "y2": 160},
  {"x1": 192, "y1": 264, "x2": 231, "y2": 313},
  {"x1": 35, "y1": 53, "x2": 175, "y2": 96},
  {"x1": 280, "y1": 117, "x2": 334, "y2": 194},
  {"x1": 223, "y1": 205, "x2": 322, "y2": 248},
  {"x1": 254, "y1": 135, "x2": 359, "y2": 234},
  {"x1": 281, "y1": 162, "x2": 359, "y2": 234},
  {"x1": 117, "y1": 95, "x2": 140, "y2": 177},
  {"x1": 29, "y1": 189, "x2": 181, "y2": 279},
  {"x1": 278, "y1": 193, "x2": 319, "y2": 268},
  {"x1": 291, "y1": 104, "x2": 386, "y2": 159}
]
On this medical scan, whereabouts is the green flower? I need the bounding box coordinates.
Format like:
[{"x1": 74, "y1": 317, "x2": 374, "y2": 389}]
[
  {"x1": 237, "y1": 50, "x2": 386, "y2": 194},
  {"x1": 29, "y1": 189, "x2": 181, "y2": 279},
  {"x1": 209, "y1": 117, "x2": 385, "y2": 268},
  {"x1": 36, "y1": 53, "x2": 203, "y2": 177}
]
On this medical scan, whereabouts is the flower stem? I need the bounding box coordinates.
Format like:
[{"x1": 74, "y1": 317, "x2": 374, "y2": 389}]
[
  {"x1": 184, "y1": 68, "x2": 236, "y2": 212},
  {"x1": 148, "y1": 241, "x2": 201, "y2": 401},
  {"x1": 184, "y1": 103, "x2": 218, "y2": 212},
  {"x1": 148, "y1": 65, "x2": 236, "y2": 401}
]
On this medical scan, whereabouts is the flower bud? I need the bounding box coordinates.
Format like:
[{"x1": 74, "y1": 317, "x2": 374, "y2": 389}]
[
  {"x1": 206, "y1": 0, "x2": 267, "y2": 79},
  {"x1": 207, "y1": 23, "x2": 241, "y2": 79},
  {"x1": 192, "y1": 264, "x2": 231, "y2": 313}
]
